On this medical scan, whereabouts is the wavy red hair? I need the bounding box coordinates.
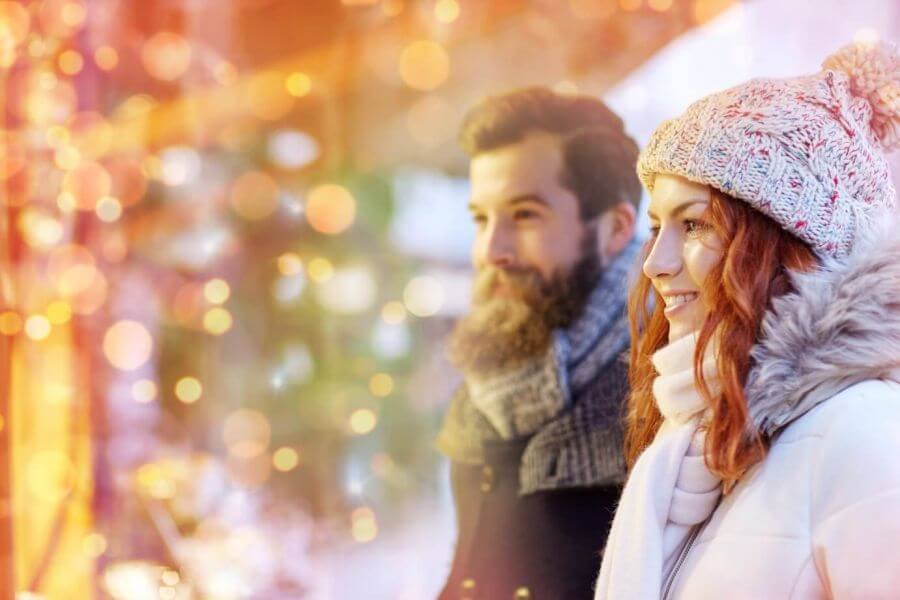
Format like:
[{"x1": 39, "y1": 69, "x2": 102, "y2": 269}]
[{"x1": 625, "y1": 190, "x2": 818, "y2": 486}]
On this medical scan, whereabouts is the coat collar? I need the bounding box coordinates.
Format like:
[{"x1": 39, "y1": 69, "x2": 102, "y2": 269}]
[{"x1": 745, "y1": 218, "x2": 900, "y2": 437}]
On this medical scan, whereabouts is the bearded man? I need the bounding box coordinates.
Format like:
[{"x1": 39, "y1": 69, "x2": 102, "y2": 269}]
[{"x1": 437, "y1": 87, "x2": 642, "y2": 600}]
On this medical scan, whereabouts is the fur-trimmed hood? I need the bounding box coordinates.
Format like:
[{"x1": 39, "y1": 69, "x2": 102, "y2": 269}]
[{"x1": 746, "y1": 218, "x2": 900, "y2": 438}]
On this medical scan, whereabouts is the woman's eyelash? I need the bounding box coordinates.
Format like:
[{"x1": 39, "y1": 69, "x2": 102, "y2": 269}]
[{"x1": 684, "y1": 219, "x2": 711, "y2": 235}]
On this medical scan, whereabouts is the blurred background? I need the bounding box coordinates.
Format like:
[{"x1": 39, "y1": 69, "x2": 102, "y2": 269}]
[{"x1": 0, "y1": 0, "x2": 897, "y2": 598}]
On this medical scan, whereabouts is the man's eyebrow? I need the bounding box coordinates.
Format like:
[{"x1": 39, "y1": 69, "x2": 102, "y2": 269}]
[
  {"x1": 468, "y1": 194, "x2": 549, "y2": 213},
  {"x1": 647, "y1": 199, "x2": 707, "y2": 220}
]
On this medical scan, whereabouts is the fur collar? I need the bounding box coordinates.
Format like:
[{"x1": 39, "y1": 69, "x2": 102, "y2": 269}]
[{"x1": 746, "y1": 220, "x2": 900, "y2": 437}]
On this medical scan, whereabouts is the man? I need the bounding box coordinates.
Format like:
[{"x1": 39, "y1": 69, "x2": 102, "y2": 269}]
[{"x1": 437, "y1": 87, "x2": 642, "y2": 599}]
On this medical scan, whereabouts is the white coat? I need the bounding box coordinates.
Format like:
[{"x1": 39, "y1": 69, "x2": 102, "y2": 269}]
[{"x1": 667, "y1": 230, "x2": 900, "y2": 599}]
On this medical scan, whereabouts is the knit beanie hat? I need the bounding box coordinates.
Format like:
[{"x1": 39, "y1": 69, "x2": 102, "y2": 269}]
[{"x1": 637, "y1": 41, "x2": 900, "y2": 258}]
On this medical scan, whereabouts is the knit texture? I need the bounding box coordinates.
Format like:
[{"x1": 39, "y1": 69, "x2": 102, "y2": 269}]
[
  {"x1": 437, "y1": 238, "x2": 640, "y2": 493},
  {"x1": 638, "y1": 41, "x2": 899, "y2": 259}
]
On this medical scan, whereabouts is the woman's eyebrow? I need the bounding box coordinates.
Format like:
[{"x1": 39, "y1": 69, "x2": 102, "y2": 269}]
[{"x1": 647, "y1": 199, "x2": 708, "y2": 220}]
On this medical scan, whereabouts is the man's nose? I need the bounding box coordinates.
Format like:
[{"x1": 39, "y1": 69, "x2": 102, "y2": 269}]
[
  {"x1": 642, "y1": 230, "x2": 682, "y2": 280},
  {"x1": 482, "y1": 222, "x2": 516, "y2": 268}
]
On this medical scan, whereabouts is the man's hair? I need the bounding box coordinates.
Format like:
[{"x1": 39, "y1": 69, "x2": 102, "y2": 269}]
[{"x1": 459, "y1": 87, "x2": 642, "y2": 219}]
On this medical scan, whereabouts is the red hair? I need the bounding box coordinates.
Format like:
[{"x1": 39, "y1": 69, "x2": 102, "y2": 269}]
[{"x1": 625, "y1": 190, "x2": 818, "y2": 486}]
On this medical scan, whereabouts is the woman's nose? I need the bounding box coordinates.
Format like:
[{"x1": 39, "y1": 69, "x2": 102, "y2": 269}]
[{"x1": 642, "y1": 229, "x2": 682, "y2": 280}]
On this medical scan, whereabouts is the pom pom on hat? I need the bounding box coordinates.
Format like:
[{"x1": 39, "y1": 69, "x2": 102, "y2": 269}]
[{"x1": 823, "y1": 41, "x2": 900, "y2": 151}]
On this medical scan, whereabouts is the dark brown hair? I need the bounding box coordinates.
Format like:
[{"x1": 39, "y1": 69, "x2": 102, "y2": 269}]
[{"x1": 459, "y1": 87, "x2": 642, "y2": 219}]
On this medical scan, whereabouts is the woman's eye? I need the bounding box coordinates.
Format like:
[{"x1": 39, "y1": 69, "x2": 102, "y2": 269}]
[
  {"x1": 648, "y1": 224, "x2": 660, "y2": 238},
  {"x1": 472, "y1": 214, "x2": 487, "y2": 227},
  {"x1": 684, "y1": 219, "x2": 710, "y2": 237}
]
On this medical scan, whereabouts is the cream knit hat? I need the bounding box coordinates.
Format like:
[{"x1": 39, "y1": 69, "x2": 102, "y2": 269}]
[{"x1": 638, "y1": 41, "x2": 899, "y2": 258}]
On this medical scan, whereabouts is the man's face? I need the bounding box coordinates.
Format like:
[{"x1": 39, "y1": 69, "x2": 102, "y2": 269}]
[
  {"x1": 468, "y1": 132, "x2": 586, "y2": 286},
  {"x1": 449, "y1": 133, "x2": 600, "y2": 375}
]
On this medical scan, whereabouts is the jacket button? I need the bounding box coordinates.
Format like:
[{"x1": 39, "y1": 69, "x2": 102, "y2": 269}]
[
  {"x1": 479, "y1": 465, "x2": 495, "y2": 493},
  {"x1": 460, "y1": 577, "x2": 476, "y2": 599},
  {"x1": 514, "y1": 586, "x2": 531, "y2": 599}
]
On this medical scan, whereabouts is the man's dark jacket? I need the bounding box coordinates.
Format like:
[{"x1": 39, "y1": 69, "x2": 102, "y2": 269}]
[{"x1": 437, "y1": 358, "x2": 628, "y2": 600}]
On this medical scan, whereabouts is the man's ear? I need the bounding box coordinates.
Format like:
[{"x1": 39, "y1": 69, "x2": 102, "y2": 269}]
[{"x1": 595, "y1": 202, "x2": 636, "y2": 267}]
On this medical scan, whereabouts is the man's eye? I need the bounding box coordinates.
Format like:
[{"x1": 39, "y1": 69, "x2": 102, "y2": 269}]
[
  {"x1": 648, "y1": 224, "x2": 660, "y2": 238},
  {"x1": 472, "y1": 214, "x2": 487, "y2": 227},
  {"x1": 514, "y1": 209, "x2": 538, "y2": 221}
]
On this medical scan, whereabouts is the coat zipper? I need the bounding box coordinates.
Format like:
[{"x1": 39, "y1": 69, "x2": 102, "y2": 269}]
[{"x1": 661, "y1": 524, "x2": 702, "y2": 600}]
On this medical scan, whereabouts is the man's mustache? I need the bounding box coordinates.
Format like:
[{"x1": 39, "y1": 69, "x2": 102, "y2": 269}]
[{"x1": 473, "y1": 266, "x2": 547, "y2": 303}]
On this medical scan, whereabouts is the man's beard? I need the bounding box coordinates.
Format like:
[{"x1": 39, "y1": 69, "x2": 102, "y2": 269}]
[{"x1": 448, "y1": 237, "x2": 602, "y2": 376}]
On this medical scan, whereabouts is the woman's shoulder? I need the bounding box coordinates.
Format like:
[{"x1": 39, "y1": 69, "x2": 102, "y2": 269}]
[
  {"x1": 791, "y1": 379, "x2": 900, "y2": 522},
  {"x1": 776, "y1": 378, "x2": 900, "y2": 437}
]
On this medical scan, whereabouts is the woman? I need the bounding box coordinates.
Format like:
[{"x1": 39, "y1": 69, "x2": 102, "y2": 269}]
[{"x1": 596, "y1": 42, "x2": 900, "y2": 598}]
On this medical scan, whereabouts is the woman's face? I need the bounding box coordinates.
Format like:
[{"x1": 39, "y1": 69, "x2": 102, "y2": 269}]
[{"x1": 643, "y1": 174, "x2": 724, "y2": 343}]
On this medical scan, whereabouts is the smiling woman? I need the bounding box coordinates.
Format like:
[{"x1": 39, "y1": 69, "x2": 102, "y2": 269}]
[{"x1": 628, "y1": 176, "x2": 818, "y2": 478}]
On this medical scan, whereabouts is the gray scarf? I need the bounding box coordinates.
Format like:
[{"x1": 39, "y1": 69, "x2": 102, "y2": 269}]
[{"x1": 437, "y1": 238, "x2": 640, "y2": 493}]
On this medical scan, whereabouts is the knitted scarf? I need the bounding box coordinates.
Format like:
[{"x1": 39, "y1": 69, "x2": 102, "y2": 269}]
[
  {"x1": 437, "y1": 238, "x2": 641, "y2": 491},
  {"x1": 595, "y1": 332, "x2": 722, "y2": 599}
]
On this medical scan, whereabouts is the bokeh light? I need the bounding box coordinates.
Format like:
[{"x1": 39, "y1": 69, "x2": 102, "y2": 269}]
[
  {"x1": 131, "y1": 379, "x2": 158, "y2": 404},
  {"x1": 175, "y1": 377, "x2": 202, "y2": 404},
  {"x1": 403, "y1": 275, "x2": 445, "y2": 317},
  {"x1": 0, "y1": 2, "x2": 31, "y2": 46},
  {"x1": 57, "y1": 49, "x2": 84, "y2": 75},
  {"x1": 93, "y1": 45, "x2": 118, "y2": 70},
  {"x1": 48, "y1": 244, "x2": 95, "y2": 291},
  {"x1": 305, "y1": 184, "x2": 356, "y2": 234},
  {"x1": 46, "y1": 301, "x2": 72, "y2": 325},
  {"x1": 369, "y1": 373, "x2": 394, "y2": 397},
  {"x1": 95, "y1": 196, "x2": 123, "y2": 222},
  {"x1": 141, "y1": 31, "x2": 192, "y2": 81},
  {"x1": 103, "y1": 320, "x2": 154, "y2": 371},
  {"x1": 315, "y1": 266, "x2": 376, "y2": 314},
  {"x1": 203, "y1": 279, "x2": 231, "y2": 304},
  {"x1": 434, "y1": 0, "x2": 460, "y2": 23},
  {"x1": 24, "y1": 315, "x2": 52, "y2": 341},
  {"x1": 272, "y1": 447, "x2": 299, "y2": 472},
  {"x1": 223, "y1": 409, "x2": 271, "y2": 459},
  {"x1": 285, "y1": 72, "x2": 312, "y2": 97},
  {"x1": 160, "y1": 146, "x2": 202, "y2": 187},
  {"x1": 307, "y1": 257, "x2": 334, "y2": 283},
  {"x1": 277, "y1": 252, "x2": 304, "y2": 276},
  {"x1": 381, "y1": 301, "x2": 407, "y2": 324},
  {"x1": 398, "y1": 40, "x2": 450, "y2": 91},
  {"x1": 267, "y1": 129, "x2": 320, "y2": 169},
  {"x1": 351, "y1": 507, "x2": 378, "y2": 543},
  {"x1": 349, "y1": 408, "x2": 377, "y2": 435},
  {"x1": 23, "y1": 79, "x2": 78, "y2": 125},
  {"x1": 19, "y1": 208, "x2": 64, "y2": 249},
  {"x1": 203, "y1": 307, "x2": 233, "y2": 335},
  {"x1": 230, "y1": 170, "x2": 280, "y2": 221}
]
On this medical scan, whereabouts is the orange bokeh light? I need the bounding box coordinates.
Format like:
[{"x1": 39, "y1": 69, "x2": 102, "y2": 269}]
[
  {"x1": 142, "y1": 31, "x2": 192, "y2": 81},
  {"x1": 306, "y1": 184, "x2": 356, "y2": 235},
  {"x1": 398, "y1": 40, "x2": 450, "y2": 91}
]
